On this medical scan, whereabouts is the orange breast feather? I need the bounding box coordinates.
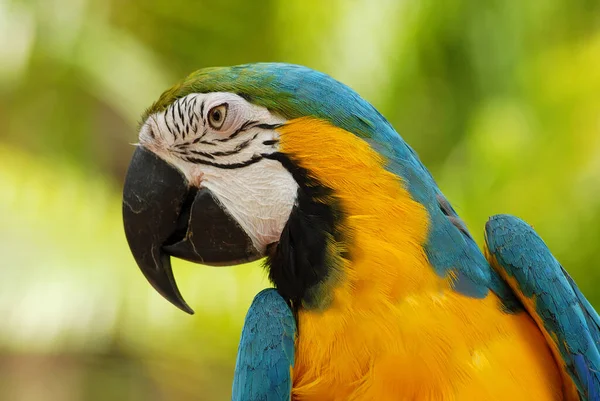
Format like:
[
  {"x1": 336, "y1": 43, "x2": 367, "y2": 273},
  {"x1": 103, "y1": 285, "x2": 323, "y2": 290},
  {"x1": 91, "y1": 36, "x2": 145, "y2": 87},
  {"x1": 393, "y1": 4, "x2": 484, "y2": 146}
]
[{"x1": 278, "y1": 118, "x2": 568, "y2": 401}]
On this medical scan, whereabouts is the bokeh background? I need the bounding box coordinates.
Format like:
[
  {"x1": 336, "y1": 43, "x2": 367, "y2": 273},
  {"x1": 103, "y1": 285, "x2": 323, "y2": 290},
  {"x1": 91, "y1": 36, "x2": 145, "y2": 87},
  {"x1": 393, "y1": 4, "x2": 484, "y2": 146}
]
[{"x1": 1, "y1": 0, "x2": 599, "y2": 399}]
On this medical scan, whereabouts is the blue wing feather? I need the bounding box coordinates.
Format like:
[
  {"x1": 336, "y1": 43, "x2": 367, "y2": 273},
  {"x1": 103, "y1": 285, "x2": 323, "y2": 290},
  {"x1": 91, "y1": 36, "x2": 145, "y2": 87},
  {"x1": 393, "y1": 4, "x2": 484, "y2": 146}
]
[
  {"x1": 232, "y1": 288, "x2": 296, "y2": 401},
  {"x1": 485, "y1": 214, "x2": 600, "y2": 401}
]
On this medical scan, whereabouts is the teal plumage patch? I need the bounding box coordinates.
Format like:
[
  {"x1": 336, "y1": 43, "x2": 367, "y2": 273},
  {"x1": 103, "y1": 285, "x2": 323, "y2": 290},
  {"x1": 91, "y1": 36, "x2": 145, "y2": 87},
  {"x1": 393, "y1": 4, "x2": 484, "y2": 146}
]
[
  {"x1": 232, "y1": 288, "x2": 296, "y2": 401},
  {"x1": 143, "y1": 63, "x2": 380, "y2": 139},
  {"x1": 485, "y1": 214, "x2": 600, "y2": 400}
]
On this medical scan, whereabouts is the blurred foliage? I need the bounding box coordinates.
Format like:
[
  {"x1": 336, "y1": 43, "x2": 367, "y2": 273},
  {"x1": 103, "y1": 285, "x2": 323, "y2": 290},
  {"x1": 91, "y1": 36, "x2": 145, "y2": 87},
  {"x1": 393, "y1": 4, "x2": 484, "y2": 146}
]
[{"x1": 0, "y1": 0, "x2": 599, "y2": 400}]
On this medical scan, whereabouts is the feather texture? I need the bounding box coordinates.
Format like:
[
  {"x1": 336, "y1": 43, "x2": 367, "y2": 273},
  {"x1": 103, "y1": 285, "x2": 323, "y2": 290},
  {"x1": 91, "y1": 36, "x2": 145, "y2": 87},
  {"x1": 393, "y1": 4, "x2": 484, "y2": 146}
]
[
  {"x1": 485, "y1": 214, "x2": 600, "y2": 401},
  {"x1": 278, "y1": 118, "x2": 564, "y2": 400},
  {"x1": 145, "y1": 63, "x2": 597, "y2": 400},
  {"x1": 232, "y1": 288, "x2": 296, "y2": 401},
  {"x1": 144, "y1": 63, "x2": 517, "y2": 308}
]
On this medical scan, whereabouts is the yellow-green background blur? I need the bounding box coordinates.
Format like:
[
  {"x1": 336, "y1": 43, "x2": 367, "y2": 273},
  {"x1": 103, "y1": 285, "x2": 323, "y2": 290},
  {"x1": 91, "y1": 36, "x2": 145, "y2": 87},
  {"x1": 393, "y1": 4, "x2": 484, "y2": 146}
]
[{"x1": 1, "y1": 0, "x2": 599, "y2": 400}]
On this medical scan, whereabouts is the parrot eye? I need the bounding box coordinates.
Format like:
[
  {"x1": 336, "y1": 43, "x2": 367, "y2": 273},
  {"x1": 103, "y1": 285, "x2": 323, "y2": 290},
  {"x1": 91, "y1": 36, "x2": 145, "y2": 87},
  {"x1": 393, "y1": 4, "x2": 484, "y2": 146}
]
[{"x1": 207, "y1": 103, "x2": 228, "y2": 130}]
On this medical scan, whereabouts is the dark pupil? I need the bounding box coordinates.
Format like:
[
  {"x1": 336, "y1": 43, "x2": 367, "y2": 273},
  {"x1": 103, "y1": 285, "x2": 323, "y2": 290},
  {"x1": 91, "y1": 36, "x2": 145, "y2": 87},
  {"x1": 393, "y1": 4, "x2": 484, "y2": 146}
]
[{"x1": 213, "y1": 110, "x2": 221, "y2": 122}]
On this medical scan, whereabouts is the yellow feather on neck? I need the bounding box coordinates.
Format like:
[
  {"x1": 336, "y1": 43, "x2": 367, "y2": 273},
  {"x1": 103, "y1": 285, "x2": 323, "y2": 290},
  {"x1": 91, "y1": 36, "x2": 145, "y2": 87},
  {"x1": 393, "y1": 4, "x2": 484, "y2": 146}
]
[
  {"x1": 278, "y1": 117, "x2": 439, "y2": 304},
  {"x1": 279, "y1": 117, "x2": 447, "y2": 394},
  {"x1": 277, "y1": 117, "x2": 566, "y2": 401}
]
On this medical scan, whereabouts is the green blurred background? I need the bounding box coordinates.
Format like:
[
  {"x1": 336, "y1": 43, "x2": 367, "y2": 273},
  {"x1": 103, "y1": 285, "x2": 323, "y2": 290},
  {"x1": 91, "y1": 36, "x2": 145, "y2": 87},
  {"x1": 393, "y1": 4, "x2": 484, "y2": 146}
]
[{"x1": 1, "y1": 0, "x2": 599, "y2": 399}]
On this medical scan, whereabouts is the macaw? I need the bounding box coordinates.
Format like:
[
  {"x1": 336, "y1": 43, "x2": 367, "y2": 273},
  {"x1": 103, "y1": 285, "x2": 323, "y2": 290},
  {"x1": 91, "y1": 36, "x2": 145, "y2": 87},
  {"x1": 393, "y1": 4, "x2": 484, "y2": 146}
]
[{"x1": 122, "y1": 63, "x2": 600, "y2": 401}]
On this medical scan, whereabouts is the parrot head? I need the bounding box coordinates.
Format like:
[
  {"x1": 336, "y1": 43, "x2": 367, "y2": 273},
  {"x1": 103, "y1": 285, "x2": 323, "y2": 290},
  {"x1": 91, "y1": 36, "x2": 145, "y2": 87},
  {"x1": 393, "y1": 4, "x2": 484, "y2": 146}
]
[{"x1": 123, "y1": 63, "x2": 484, "y2": 315}]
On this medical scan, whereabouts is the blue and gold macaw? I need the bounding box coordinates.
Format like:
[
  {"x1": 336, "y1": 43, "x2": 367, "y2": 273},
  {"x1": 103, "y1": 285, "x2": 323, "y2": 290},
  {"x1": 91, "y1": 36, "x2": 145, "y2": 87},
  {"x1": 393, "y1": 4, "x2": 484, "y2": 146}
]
[{"x1": 122, "y1": 63, "x2": 600, "y2": 400}]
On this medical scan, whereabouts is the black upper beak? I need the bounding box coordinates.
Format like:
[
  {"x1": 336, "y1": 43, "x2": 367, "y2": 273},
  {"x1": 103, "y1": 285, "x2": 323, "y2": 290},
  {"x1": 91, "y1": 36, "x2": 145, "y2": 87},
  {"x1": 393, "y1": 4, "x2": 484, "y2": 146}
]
[{"x1": 122, "y1": 147, "x2": 259, "y2": 314}]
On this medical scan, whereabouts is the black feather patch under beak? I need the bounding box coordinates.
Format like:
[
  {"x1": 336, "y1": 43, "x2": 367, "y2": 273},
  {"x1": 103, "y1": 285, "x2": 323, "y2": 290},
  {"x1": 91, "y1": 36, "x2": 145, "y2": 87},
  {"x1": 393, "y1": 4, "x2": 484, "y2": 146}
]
[{"x1": 122, "y1": 146, "x2": 258, "y2": 314}]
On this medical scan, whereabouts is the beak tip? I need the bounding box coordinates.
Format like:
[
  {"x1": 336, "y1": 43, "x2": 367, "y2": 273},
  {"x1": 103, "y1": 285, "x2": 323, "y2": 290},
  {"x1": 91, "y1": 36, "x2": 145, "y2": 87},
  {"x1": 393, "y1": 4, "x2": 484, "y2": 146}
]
[
  {"x1": 145, "y1": 272, "x2": 196, "y2": 315},
  {"x1": 142, "y1": 252, "x2": 197, "y2": 315},
  {"x1": 182, "y1": 305, "x2": 195, "y2": 315},
  {"x1": 168, "y1": 295, "x2": 195, "y2": 314}
]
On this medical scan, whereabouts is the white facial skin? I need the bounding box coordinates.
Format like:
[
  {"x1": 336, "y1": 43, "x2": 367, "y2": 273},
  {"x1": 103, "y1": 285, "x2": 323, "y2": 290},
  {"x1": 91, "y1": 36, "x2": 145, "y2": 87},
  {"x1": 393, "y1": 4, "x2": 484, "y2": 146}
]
[{"x1": 138, "y1": 92, "x2": 299, "y2": 253}]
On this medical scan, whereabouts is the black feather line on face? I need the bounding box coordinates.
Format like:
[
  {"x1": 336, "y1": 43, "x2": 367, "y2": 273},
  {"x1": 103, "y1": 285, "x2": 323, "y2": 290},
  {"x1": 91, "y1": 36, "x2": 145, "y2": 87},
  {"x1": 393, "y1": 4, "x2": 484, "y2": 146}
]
[
  {"x1": 215, "y1": 120, "x2": 259, "y2": 143},
  {"x1": 187, "y1": 97, "x2": 198, "y2": 133},
  {"x1": 177, "y1": 99, "x2": 184, "y2": 124},
  {"x1": 170, "y1": 103, "x2": 177, "y2": 138},
  {"x1": 254, "y1": 123, "x2": 283, "y2": 130},
  {"x1": 188, "y1": 149, "x2": 215, "y2": 159},
  {"x1": 211, "y1": 138, "x2": 252, "y2": 157},
  {"x1": 191, "y1": 97, "x2": 198, "y2": 116},
  {"x1": 163, "y1": 108, "x2": 176, "y2": 138},
  {"x1": 263, "y1": 152, "x2": 347, "y2": 309},
  {"x1": 184, "y1": 154, "x2": 264, "y2": 169}
]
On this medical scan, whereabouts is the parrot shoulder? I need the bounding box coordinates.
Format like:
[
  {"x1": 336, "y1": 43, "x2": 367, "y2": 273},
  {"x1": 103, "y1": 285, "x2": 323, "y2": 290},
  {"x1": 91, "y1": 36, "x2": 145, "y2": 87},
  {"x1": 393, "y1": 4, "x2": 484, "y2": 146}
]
[
  {"x1": 484, "y1": 214, "x2": 600, "y2": 401},
  {"x1": 232, "y1": 288, "x2": 296, "y2": 401}
]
